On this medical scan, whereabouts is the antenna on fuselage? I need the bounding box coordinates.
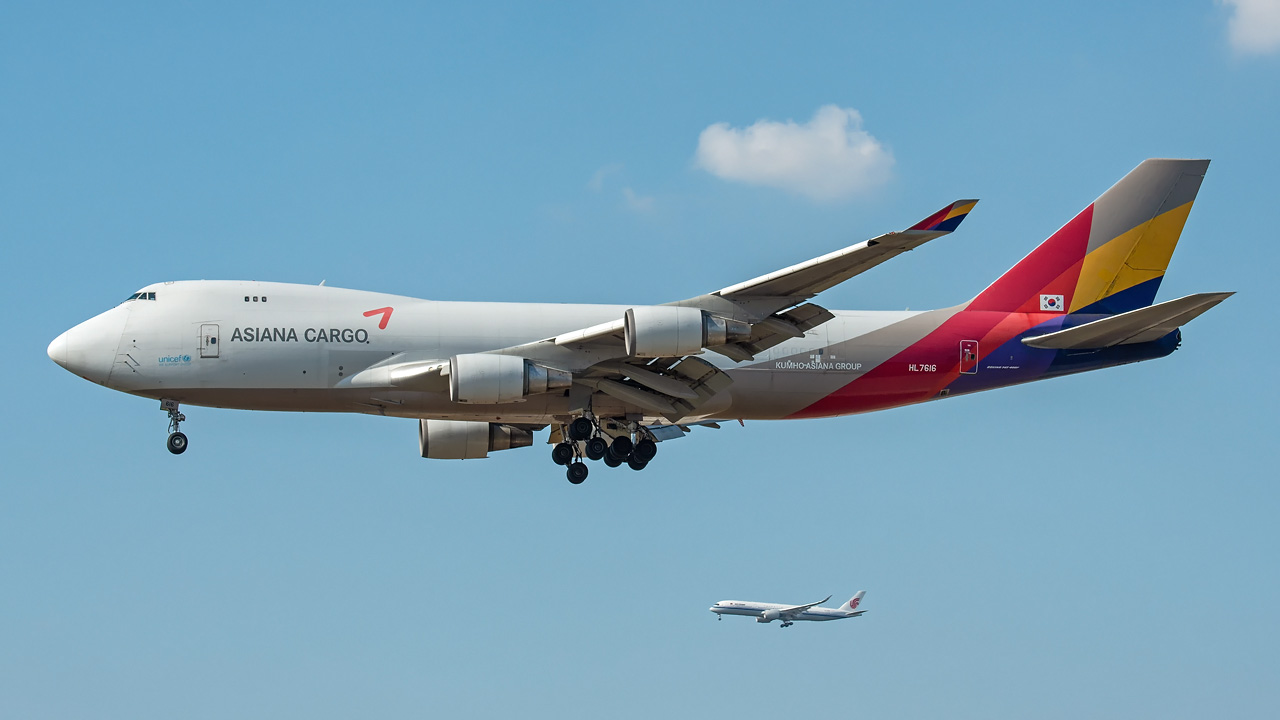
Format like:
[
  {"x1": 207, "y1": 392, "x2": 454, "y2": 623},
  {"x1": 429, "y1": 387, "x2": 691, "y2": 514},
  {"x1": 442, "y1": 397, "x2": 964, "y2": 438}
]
[{"x1": 318, "y1": 280, "x2": 326, "y2": 286}]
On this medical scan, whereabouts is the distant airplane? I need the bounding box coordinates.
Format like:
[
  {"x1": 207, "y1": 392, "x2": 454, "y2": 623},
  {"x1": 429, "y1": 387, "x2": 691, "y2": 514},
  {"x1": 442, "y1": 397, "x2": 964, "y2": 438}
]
[
  {"x1": 48, "y1": 159, "x2": 1231, "y2": 483},
  {"x1": 711, "y1": 591, "x2": 867, "y2": 628}
]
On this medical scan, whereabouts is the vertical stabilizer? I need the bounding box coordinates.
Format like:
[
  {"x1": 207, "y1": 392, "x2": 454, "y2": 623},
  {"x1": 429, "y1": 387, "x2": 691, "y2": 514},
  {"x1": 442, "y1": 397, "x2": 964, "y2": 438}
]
[{"x1": 967, "y1": 159, "x2": 1209, "y2": 315}]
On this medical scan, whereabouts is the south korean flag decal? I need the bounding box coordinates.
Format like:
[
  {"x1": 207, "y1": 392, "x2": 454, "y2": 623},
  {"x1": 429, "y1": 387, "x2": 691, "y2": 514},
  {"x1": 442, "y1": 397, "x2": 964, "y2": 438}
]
[{"x1": 1040, "y1": 294, "x2": 1065, "y2": 312}]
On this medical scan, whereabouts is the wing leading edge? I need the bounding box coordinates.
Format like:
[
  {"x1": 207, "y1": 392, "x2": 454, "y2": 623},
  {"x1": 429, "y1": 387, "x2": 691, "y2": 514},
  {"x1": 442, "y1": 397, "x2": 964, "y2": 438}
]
[
  {"x1": 713, "y1": 199, "x2": 978, "y2": 304},
  {"x1": 777, "y1": 595, "x2": 833, "y2": 618}
]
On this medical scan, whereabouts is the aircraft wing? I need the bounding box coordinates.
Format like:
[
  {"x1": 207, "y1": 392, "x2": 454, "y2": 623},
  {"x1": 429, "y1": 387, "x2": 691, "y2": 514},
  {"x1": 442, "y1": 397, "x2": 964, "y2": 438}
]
[
  {"x1": 674, "y1": 199, "x2": 977, "y2": 361},
  {"x1": 342, "y1": 201, "x2": 977, "y2": 422},
  {"x1": 777, "y1": 595, "x2": 832, "y2": 618},
  {"x1": 716, "y1": 199, "x2": 978, "y2": 303}
]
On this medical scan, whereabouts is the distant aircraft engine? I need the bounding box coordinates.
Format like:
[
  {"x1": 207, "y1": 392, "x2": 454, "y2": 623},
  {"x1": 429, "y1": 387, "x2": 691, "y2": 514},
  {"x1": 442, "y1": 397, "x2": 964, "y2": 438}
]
[
  {"x1": 418, "y1": 419, "x2": 533, "y2": 459},
  {"x1": 758, "y1": 609, "x2": 781, "y2": 623},
  {"x1": 449, "y1": 354, "x2": 572, "y2": 404},
  {"x1": 624, "y1": 306, "x2": 750, "y2": 358}
]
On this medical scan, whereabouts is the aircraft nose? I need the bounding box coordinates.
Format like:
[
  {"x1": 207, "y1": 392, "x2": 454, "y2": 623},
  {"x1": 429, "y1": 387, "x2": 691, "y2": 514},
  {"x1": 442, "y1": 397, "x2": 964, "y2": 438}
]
[
  {"x1": 47, "y1": 331, "x2": 69, "y2": 368},
  {"x1": 50, "y1": 307, "x2": 128, "y2": 385}
]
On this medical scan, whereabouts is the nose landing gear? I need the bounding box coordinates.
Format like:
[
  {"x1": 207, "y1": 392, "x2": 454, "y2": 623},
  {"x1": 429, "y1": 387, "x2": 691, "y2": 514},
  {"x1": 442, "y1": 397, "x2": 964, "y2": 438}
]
[{"x1": 161, "y1": 399, "x2": 188, "y2": 455}]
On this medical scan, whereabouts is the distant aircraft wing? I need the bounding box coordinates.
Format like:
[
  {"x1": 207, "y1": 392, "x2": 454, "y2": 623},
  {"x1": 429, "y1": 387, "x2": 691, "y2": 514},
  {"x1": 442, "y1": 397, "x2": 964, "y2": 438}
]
[{"x1": 777, "y1": 595, "x2": 832, "y2": 618}]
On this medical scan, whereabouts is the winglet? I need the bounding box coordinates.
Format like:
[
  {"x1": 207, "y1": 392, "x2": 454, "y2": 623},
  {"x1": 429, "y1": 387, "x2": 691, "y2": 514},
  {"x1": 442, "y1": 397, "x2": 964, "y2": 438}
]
[{"x1": 909, "y1": 199, "x2": 979, "y2": 233}]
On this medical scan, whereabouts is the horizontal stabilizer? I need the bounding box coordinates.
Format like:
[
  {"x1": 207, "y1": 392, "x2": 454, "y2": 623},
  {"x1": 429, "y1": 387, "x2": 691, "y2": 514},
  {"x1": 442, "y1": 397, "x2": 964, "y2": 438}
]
[{"x1": 1022, "y1": 292, "x2": 1233, "y2": 350}]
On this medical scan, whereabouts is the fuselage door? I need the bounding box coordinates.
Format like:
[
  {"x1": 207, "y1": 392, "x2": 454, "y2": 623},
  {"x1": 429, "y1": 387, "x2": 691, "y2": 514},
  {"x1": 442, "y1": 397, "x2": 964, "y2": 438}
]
[
  {"x1": 200, "y1": 324, "x2": 220, "y2": 358},
  {"x1": 960, "y1": 340, "x2": 979, "y2": 375}
]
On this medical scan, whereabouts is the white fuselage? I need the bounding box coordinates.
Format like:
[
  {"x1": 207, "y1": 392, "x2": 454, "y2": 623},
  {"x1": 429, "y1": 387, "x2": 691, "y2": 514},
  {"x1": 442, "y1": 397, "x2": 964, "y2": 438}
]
[
  {"x1": 49, "y1": 280, "x2": 934, "y2": 424},
  {"x1": 709, "y1": 600, "x2": 854, "y2": 623}
]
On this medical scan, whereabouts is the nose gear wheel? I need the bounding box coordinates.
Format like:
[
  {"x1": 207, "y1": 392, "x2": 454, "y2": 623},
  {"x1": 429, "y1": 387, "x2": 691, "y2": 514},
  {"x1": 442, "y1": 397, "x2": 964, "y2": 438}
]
[{"x1": 161, "y1": 400, "x2": 188, "y2": 455}]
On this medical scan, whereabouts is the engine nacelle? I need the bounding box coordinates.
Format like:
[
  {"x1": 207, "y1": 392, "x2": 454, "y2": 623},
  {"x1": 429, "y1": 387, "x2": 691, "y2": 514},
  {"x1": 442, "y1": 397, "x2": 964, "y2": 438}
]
[
  {"x1": 418, "y1": 419, "x2": 534, "y2": 459},
  {"x1": 624, "y1": 306, "x2": 751, "y2": 358},
  {"x1": 449, "y1": 354, "x2": 572, "y2": 404},
  {"x1": 758, "y1": 609, "x2": 781, "y2": 623}
]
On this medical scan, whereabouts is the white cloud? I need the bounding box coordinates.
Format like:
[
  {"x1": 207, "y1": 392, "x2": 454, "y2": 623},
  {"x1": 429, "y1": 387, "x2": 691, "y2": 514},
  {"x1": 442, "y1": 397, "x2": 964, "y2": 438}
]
[
  {"x1": 587, "y1": 164, "x2": 654, "y2": 212},
  {"x1": 694, "y1": 105, "x2": 894, "y2": 201},
  {"x1": 587, "y1": 163, "x2": 623, "y2": 192},
  {"x1": 1223, "y1": 0, "x2": 1280, "y2": 55},
  {"x1": 621, "y1": 187, "x2": 654, "y2": 212}
]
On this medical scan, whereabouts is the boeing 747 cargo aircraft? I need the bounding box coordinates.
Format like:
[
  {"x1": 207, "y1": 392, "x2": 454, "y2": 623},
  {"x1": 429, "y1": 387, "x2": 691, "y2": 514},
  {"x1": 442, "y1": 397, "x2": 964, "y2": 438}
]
[
  {"x1": 48, "y1": 159, "x2": 1232, "y2": 482},
  {"x1": 711, "y1": 591, "x2": 867, "y2": 628}
]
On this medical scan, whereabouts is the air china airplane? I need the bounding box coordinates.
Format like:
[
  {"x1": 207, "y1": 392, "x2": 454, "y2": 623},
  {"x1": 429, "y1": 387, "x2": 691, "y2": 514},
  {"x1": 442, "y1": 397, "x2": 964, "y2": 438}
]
[
  {"x1": 711, "y1": 591, "x2": 867, "y2": 628},
  {"x1": 49, "y1": 159, "x2": 1231, "y2": 483}
]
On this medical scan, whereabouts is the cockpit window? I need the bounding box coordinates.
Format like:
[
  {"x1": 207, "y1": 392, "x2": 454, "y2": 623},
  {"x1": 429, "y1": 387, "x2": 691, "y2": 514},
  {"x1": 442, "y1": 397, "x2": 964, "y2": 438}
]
[{"x1": 124, "y1": 291, "x2": 158, "y2": 302}]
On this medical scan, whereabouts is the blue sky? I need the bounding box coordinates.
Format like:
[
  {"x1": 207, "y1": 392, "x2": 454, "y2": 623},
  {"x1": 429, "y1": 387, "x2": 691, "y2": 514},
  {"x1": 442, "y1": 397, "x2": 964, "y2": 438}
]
[{"x1": 3, "y1": 2, "x2": 1279, "y2": 718}]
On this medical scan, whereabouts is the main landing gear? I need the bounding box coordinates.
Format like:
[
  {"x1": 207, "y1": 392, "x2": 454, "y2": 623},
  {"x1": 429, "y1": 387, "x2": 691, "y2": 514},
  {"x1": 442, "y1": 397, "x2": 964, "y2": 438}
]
[
  {"x1": 162, "y1": 399, "x2": 188, "y2": 455},
  {"x1": 549, "y1": 416, "x2": 660, "y2": 484}
]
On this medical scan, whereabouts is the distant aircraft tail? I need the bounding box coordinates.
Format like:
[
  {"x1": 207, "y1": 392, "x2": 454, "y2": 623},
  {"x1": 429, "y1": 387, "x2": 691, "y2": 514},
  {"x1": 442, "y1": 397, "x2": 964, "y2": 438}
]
[
  {"x1": 967, "y1": 159, "x2": 1209, "y2": 315},
  {"x1": 843, "y1": 591, "x2": 867, "y2": 616}
]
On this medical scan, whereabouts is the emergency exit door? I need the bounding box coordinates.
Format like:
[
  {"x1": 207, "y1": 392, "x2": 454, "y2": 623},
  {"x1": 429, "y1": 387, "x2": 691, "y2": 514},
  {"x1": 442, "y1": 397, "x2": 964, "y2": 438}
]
[
  {"x1": 200, "y1": 324, "x2": 220, "y2": 358},
  {"x1": 960, "y1": 340, "x2": 979, "y2": 375}
]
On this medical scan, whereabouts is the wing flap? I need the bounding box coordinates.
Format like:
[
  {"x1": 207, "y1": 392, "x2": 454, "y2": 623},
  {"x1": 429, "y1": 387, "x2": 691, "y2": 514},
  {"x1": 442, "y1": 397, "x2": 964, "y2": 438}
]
[
  {"x1": 1021, "y1": 292, "x2": 1233, "y2": 349},
  {"x1": 582, "y1": 378, "x2": 679, "y2": 415},
  {"x1": 595, "y1": 361, "x2": 700, "y2": 399}
]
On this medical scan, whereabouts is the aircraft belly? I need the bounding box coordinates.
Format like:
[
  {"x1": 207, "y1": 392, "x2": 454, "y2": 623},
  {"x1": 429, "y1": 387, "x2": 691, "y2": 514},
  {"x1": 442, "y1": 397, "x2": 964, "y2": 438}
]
[{"x1": 129, "y1": 386, "x2": 569, "y2": 422}]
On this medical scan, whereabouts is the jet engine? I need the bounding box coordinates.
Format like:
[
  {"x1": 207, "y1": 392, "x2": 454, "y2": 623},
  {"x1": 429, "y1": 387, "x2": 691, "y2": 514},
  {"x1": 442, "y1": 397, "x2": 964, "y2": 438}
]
[
  {"x1": 758, "y1": 609, "x2": 781, "y2": 623},
  {"x1": 449, "y1": 354, "x2": 572, "y2": 404},
  {"x1": 624, "y1": 306, "x2": 751, "y2": 358},
  {"x1": 418, "y1": 419, "x2": 534, "y2": 459}
]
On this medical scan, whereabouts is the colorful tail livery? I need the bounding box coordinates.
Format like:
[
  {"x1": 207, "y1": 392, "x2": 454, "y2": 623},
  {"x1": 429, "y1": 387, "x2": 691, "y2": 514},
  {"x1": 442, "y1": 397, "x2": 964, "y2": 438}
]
[
  {"x1": 791, "y1": 158, "x2": 1231, "y2": 420},
  {"x1": 970, "y1": 159, "x2": 1208, "y2": 315}
]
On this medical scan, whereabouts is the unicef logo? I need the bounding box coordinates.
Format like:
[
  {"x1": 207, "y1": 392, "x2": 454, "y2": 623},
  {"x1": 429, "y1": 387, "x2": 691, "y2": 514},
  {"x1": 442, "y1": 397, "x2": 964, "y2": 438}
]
[{"x1": 158, "y1": 354, "x2": 192, "y2": 365}]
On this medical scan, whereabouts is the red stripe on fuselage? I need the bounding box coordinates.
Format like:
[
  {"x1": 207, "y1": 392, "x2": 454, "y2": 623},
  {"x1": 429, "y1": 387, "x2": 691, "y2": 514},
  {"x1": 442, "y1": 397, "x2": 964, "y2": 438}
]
[{"x1": 789, "y1": 310, "x2": 1053, "y2": 419}]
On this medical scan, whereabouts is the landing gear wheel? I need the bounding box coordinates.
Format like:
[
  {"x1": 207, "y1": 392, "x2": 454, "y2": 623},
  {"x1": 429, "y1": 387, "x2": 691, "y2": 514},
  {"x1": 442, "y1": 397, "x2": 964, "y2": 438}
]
[
  {"x1": 161, "y1": 400, "x2": 188, "y2": 455},
  {"x1": 608, "y1": 436, "x2": 633, "y2": 460},
  {"x1": 568, "y1": 417, "x2": 594, "y2": 441},
  {"x1": 603, "y1": 454, "x2": 623, "y2": 468},
  {"x1": 626, "y1": 455, "x2": 647, "y2": 471},
  {"x1": 632, "y1": 438, "x2": 658, "y2": 463},
  {"x1": 566, "y1": 461, "x2": 589, "y2": 484},
  {"x1": 585, "y1": 436, "x2": 608, "y2": 461},
  {"x1": 167, "y1": 432, "x2": 188, "y2": 455},
  {"x1": 551, "y1": 442, "x2": 574, "y2": 466}
]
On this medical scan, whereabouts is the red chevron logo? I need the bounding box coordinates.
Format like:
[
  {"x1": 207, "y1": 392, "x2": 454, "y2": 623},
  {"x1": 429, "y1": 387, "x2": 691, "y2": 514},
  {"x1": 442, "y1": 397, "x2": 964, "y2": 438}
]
[{"x1": 363, "y1": 307, "x2": 394, "y2": 330}]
